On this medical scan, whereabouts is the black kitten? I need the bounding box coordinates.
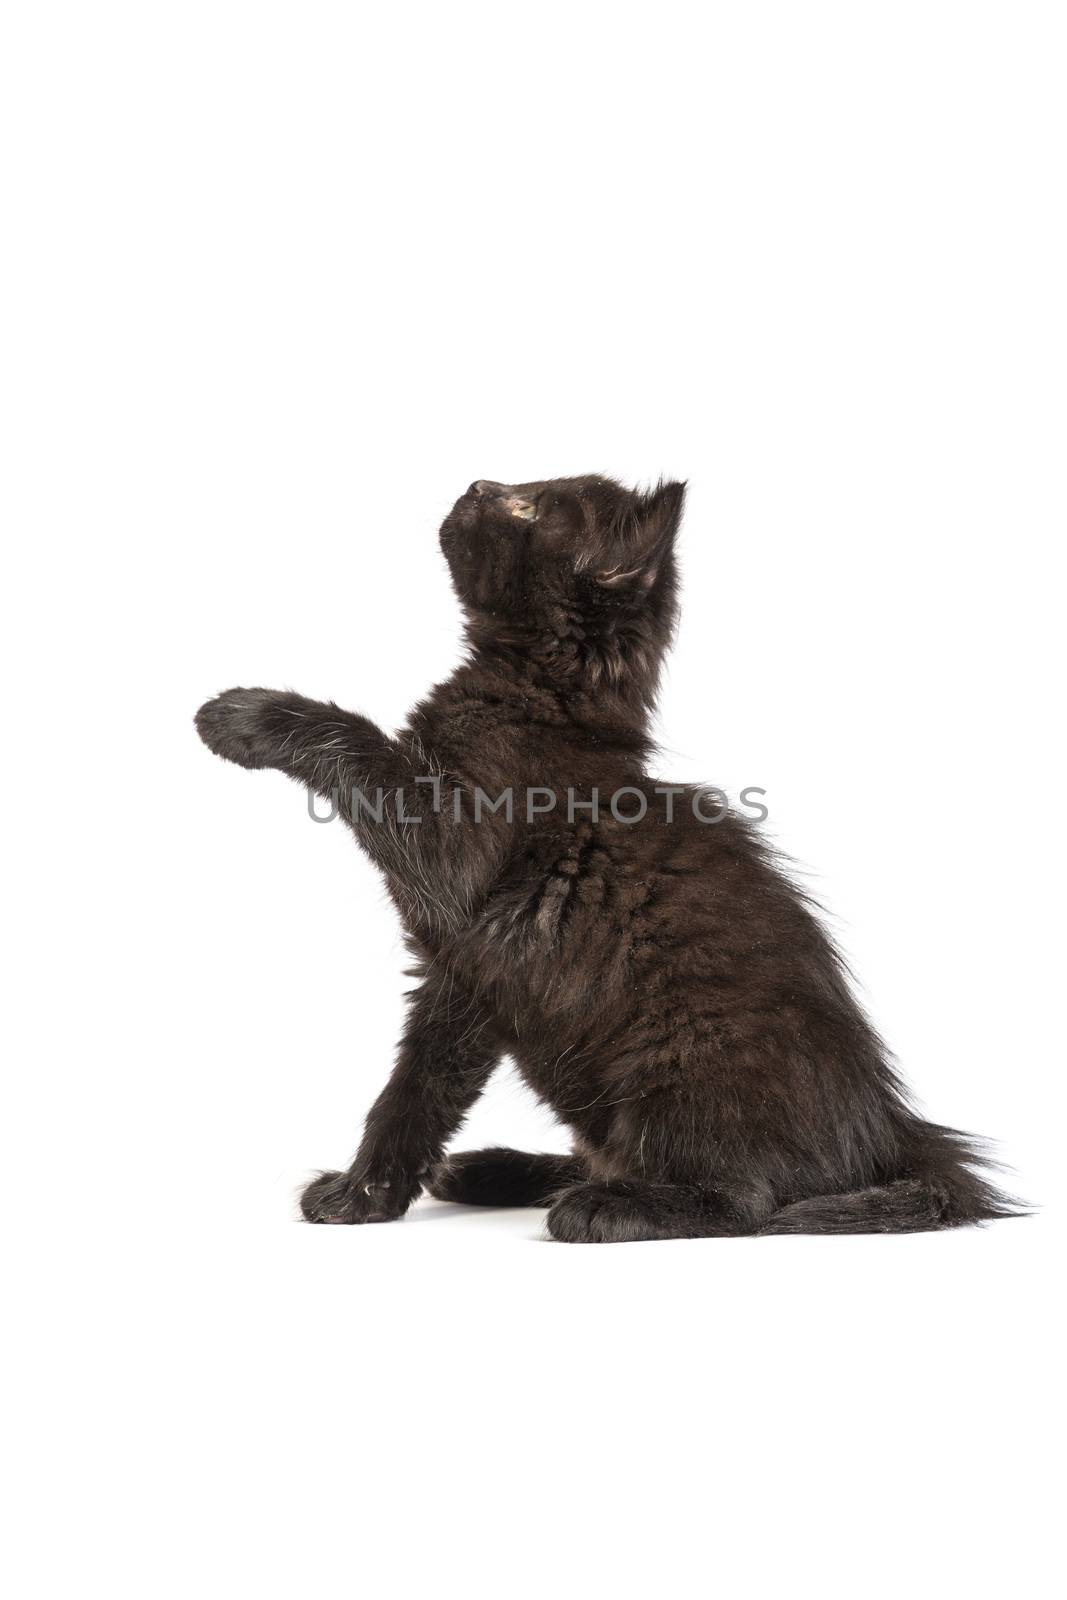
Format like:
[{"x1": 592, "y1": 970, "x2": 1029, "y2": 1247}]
[{"x1": 196, "y1": 475, "x2": 1019, "y2": 1241}]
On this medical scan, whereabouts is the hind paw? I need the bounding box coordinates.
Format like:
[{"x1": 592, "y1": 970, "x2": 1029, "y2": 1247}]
[{"x1": 546, "y1": 1181, "x2": 675, "y2": 1244}]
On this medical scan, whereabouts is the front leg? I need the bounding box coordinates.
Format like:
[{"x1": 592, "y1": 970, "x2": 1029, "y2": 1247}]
[
  {"x1": 196, "y1": 686, "x2": 395, "y2": 787},
  {"x1": 300, "y1": 970, "x2": 500, "y2": 1224},
  {"x1": 196, "y1": 687, "x2": 443, "y2": 900}
]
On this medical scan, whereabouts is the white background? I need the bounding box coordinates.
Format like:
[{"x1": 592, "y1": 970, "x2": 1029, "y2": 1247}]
[{"x1": 3, "y1": 3, "x2": 1064, "y2": 1596}]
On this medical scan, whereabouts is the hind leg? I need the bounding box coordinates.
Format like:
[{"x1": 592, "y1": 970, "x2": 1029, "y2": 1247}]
[
  {"x1": 545, "y1": 1178, "x2": 771, "y2": 1243},
  {"x1": 427, "y1": 1148, "x2": 586, "y2": 1206},
  {"x1": 548, "y1": 1082, "x2": 779, "y2": 1242}
]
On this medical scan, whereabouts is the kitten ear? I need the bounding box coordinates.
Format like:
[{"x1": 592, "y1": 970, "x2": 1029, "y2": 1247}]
[{"x1": 594, "y1": 480, "x2": 687, "y2": 591}]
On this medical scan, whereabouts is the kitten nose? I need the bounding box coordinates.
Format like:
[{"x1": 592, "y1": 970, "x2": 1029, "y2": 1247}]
[{"x1": 470, "y1": 480, "x2": 504, "y2": 498}]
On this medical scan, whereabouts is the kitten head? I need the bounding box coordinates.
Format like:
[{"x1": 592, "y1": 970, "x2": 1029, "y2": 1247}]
[{"x1": 439, "y1": 474, "x2": 686, "y2": 697}]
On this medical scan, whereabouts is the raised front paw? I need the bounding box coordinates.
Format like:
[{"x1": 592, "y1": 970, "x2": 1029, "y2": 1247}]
[
  {"x1": 299, "y1": 1168, "x2": 421, "y2": 1225},
  {"x1": 195, "y1": 687, "x2": 295, "y2": 770}
]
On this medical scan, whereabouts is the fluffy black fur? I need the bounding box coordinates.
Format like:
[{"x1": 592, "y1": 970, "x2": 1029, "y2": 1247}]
[{"x1": 196, "y1": 475, "x2": 1020, "y2": 1242}]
